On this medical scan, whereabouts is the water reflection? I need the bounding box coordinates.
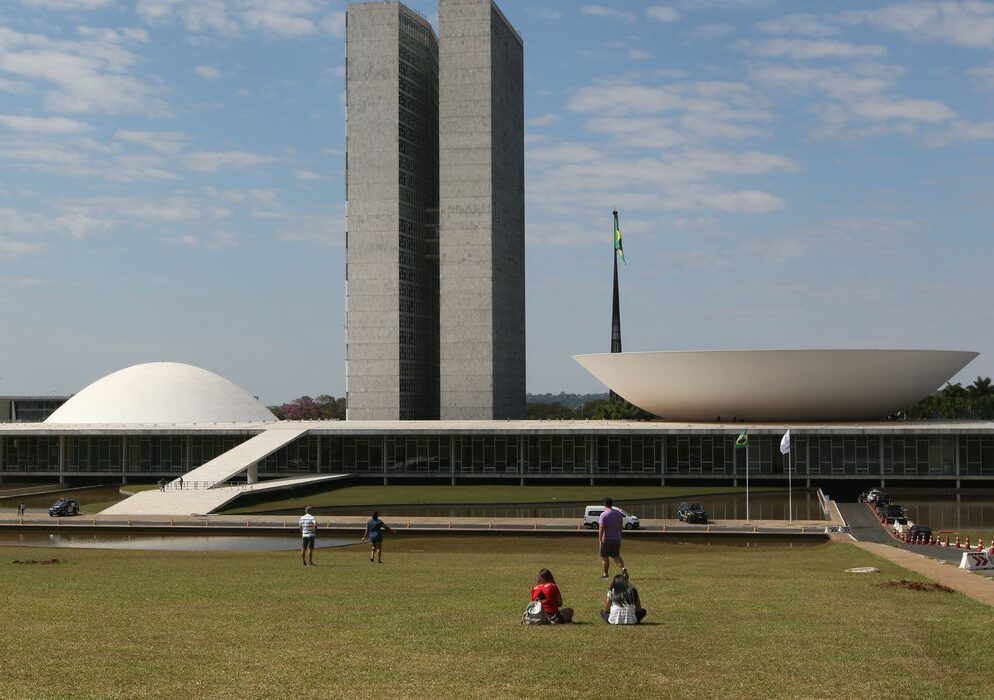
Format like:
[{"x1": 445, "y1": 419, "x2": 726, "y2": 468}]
[
  {"x1": 0, "y1": 531, "x2": 357, "y2": 552},
  {"x1": 887, "y1": 490, "x2": 994, "y2": 532},
  {"x1": 305, "y1": 490, "x2": 827, "y2": 521}
]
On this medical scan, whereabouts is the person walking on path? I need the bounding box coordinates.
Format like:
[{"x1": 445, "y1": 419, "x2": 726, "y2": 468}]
[
  {"x1": 299, "y1": 506, "x2": 317, "y2": 566},
  {"x1": 598, "y1": 497, "x2": 628, "y2": 579},
  {"x1": 17, "y1": 503, "x2": 25, "y2": 516},
  {"x1": 360, "y1": 510, "x2": 393, "y2": 563}
]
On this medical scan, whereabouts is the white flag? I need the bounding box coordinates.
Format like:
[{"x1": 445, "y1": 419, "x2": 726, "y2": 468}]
[{"x1": 780, "y1": 429, "x2": 791, "y2": 455}]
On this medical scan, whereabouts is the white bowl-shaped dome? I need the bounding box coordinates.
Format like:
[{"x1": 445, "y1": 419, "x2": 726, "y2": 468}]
[
  {"x1": 46, "y1": 362, "x2": 276, "y2": 424},
  {"x1": 574, "y1": 349, "x2": 978, "y2": 421}
]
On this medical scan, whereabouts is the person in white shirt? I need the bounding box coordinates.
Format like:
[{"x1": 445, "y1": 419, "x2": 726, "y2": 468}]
[
  {"x1": 600, "y1": 574, "x2": 646, "y2": 624},
  {"x1": 299, "y1": 506, "x2": 317, "y2": 566}
]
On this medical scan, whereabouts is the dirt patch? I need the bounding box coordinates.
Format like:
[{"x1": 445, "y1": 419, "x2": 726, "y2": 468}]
[
  {"x1": 12, "y1": 559, "x2": 62, "y2": 565},
  {"x1": 878, "y1": 579, "x2": 954, "y2": 593}
]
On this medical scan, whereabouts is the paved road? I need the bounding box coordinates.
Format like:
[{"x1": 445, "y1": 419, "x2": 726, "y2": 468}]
[
  {"x1": 836, "y1": 502, "x2": 894, "y2": 544},
  {"x1": 838, "y1": 501, "x2": 994, "y2": 578}
]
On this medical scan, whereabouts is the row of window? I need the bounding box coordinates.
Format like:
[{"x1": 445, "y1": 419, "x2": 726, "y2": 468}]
[
  {"x1": 0, "y1": 435, "x2": 249, "y2": 472},
  {"x1": 3, "y1": 434, "x2": 994, "y2": 476}
]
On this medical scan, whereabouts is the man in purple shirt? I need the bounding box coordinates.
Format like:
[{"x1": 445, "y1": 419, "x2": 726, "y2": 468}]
[{"x1": 598, "y1": 497, "x2": 628, "y2": 579}]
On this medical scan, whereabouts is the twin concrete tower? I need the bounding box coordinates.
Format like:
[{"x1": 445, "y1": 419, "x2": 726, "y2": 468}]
[{"x1": 345, "y1": 0, "x2": 525, "y2": 420}]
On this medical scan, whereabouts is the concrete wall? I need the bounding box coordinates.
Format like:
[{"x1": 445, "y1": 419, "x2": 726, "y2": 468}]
[
  {"x1": 346, "y1": 2, "x2": 439, "y2": 420},
  {"x1": 438, "y1": 0, "x2": 525, "y2": 419}
]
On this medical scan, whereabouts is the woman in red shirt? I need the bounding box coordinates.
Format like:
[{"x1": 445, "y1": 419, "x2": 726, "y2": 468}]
[{"x1": 530, "y1": 568, "x2": 574, "y2": 623}]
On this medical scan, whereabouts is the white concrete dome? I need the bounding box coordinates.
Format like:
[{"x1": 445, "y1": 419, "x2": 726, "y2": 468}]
[
  {"x1": 574, "y1": 349, "x2": 978, "y2": 421},
  {"x1": 46, "y1": 362, "x2": 276, "y2": 424}
]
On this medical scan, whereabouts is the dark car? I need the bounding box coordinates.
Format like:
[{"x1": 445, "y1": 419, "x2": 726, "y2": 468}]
[
  {"x1": 908, "y1": 524, "x2": 933, "y2": 543},
  {"x1": 48, "y1": 498, "x2": 80, "y2": 517},
  {"x1": 677, "y1": 502, "x2": 708, "y2": 524},
  {"x1": 883, "y1": 504, "x2": 906, "y2": 523}
]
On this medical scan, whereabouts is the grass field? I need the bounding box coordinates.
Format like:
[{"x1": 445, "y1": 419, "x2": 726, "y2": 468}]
[
  {"x1": 223, "y1": 484, "x2": 778, "y2": 514},
  {"x1": 2, "y1": 537, "x2": 992, "y2": 699}
]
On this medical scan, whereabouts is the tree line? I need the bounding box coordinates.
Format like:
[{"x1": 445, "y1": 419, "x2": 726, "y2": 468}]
[
  {"x1": 894, "y1": 376, "x2": 994, "y2": 420},
  {"x1": 268, "y1": 395, "x2": 346, "y2": 421},
  {"x1": 269, "y1": 394, "x2": 651, "y2": 420}
]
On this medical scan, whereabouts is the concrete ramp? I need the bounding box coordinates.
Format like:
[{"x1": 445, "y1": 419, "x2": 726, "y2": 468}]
[
  {"x1": 102, "y1": 474, "x2": 348, "y2": 516},
  {"x1": 102, "y1": 425, "x2": 343, "y2": 516},
  {"x1": 172, "y1": 425, "x2": 310, "y2": 487}
]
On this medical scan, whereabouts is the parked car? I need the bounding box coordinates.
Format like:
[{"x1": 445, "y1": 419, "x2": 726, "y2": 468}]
[
  {"x1": 583, "y1": 505, "x2": 640, "y2": 530},
  {"x1": 882, "y1": 505, "x2": 906, "y2": 523},
  {"x1": 676, "y1": 502, "x2": 708, "y2": 524},
  {"x1": 48, "y1": 498, "x2": 80, "y2": 517},
  {"x1": 893, "y1": 519, "x2": 913, "y2": 536},
  {"x1": 867, "y1": 490, "x2": 888, "y2": 505},
  {"x1": 908, "y1": 524, "x2": 933, "y2": 542}
]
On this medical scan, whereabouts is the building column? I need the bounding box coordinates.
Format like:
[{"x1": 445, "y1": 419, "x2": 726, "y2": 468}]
[
  {"x1": 58, "y1": 436, "x2": 65, "y2": 485},
  {"x1": 121, "y1": 435, "x2": 127, "y2": 477},
  {"x1": 879, "y1": 436, "x2": 885, "y2": 483},
  {"x1": 955, "y1": 433, "x2": 960, "y2": 488},
  {"x1": 247, "y1": 462, "x2": 258, "y2": 484}
]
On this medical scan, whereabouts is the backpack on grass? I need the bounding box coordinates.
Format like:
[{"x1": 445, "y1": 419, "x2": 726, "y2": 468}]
[{"x1": 520, "y1": 601, "x2": 548, "y2": 625}]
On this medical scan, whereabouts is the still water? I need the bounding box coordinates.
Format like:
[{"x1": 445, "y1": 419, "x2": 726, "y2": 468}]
[
  {"x1": 305, "y1": 490, "x2": 829, "y2": 521},
  {"x1": 0, "y1": 531, "x2": 357, "y2": 552},
  {"x1": 885, "y1": 490, "x2": 994, "y2": 532}
]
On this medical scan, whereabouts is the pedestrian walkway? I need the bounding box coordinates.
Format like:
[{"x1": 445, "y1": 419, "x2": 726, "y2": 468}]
[
  {"x1": 102, "y1": 424, "x2": 312, "y2": 515},
  {"x1": 851, "y1": 541, "x2": 994, "y2": 607},
  {"x1": 836, "y1": 500, "x2": 994, "y2": 605},
  {"x1": 168, "y1": 424, "x2": 309, "y2": 486},
  {"x1": 101, "y1": 474, "x2": 348, "y2": 516}
]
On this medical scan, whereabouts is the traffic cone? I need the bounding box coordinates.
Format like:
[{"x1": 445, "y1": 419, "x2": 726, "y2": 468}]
[
  {"x1": 979, "y1": 537, "x2": 985, "y2": 550},
  {"x1": 955, "y1": 536, "x2": 961, "y2": 548},
  {"x1": 966, "y1": 537, "x2": 971, "y2": 549},
  {"x1": 944, "y1": 535, "x2": 950, "y2": 547}
]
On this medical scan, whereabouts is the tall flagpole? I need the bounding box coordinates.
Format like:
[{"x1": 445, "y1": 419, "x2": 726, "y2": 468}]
[
  {"x1": 788, "y1": 439, "x2": 793, "y2": 524},
  {"x1": 746, "y1": 439, "x2": 750, "y2": 522},
  {"x1": 609, "y1": 210, "x2": 622, "y2": 404}
]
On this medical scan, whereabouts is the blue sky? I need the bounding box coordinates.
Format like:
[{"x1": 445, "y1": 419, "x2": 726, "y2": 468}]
[{"x1": 2, "y1": 0, "x2": 994, "y2": 404}]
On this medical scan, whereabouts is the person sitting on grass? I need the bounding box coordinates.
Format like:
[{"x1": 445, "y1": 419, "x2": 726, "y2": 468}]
[
  {"x1": 360, "y1": 510, "x2": 393, "y2": 563},
  {"x1": 531, "y1": 568, "x2": 574, "y2": 624},
  {"x1": 600, "y1": 574, "x2": 646, "y2": 624}
]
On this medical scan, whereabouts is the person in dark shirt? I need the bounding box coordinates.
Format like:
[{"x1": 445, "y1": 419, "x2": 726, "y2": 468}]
[{"x1": 361, "y1": 511, "x2": 393, "y2": 563}]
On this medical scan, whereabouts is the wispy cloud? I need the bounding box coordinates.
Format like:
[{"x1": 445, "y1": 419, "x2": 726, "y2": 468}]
[
  {"x1": 0, "y1": 25, "x2": 164, "y2": 115},
  {"x1": 137, "y1": 0, "x2": 339, "y2": 39},
  {"x1": 19, "y1": 0, "x2": 113, "y2": 9},
  {"x1": 581, "y1": 5, "x2": 635, "y2": 22},
  {"x1": 741, "y1": 38, "x2": 887, "y2": 60},
  {"x1": 646, "y1": 6, "x2": 680, "y2": 23},
  {"x1": 184, "y1": 150, "x2": 278, "y2": 172},
  {"x1": 527, "y1": 113, "x2": 562, "y2": 127},
  {"x1": 856, "y1": 2, "x2": 994, "y2": 49},
  {"x1": 0, "y1": 114, "x2": 90, "y2": 134},
  {"x1": 755, "y1": 14, "x2": 838, "y2": 37},
  {"x1": 194, "y1": 64, "x2": 223, "y2": 80},
  {"x1": 114, "y1": 129, "x2": 189, "y2": 154}
]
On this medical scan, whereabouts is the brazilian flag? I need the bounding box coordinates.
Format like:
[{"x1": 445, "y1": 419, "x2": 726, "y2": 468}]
[
  {"x1": 735, "y1": 429, "x2": 749, "y2": 448},
  {"x1": 614, "y1": 211, "x2": 626, "y2": 265}
]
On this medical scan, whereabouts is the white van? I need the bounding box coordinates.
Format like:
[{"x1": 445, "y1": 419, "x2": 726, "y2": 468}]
[{"x1": 583, "y1": 505, "x2": 640, "y2": 530}]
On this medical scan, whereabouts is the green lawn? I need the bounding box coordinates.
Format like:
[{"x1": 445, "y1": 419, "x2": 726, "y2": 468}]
[
  {"x1": 223, "y1": 484, "x2": 779, "y2": 514},
  {"x1": 2, "y1": 537, "x2": 991, "y2": 698}
]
